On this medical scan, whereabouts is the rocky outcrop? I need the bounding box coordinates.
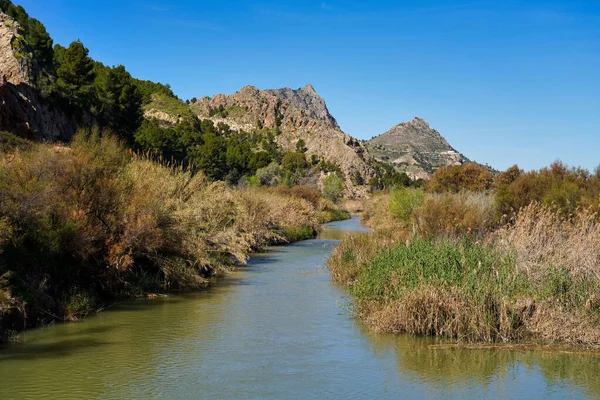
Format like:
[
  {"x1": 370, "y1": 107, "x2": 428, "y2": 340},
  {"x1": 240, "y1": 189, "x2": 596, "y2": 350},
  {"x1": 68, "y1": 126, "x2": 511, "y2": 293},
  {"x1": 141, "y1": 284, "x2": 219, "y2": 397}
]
[
  {"x1": 265, "y1": 84, "x2": 338, "y2": 127},
  {"x1": 0, "y1": 12, "x2": 73, "y2": 140},
  {"x1": 191, "y1": 85, "x2": 374, "y2": 197},
  {"x1": 0, "y1": 13, "x2": 29, "y2": 85},
  {"x1": 368, "y1": 117, "x2": 468, "y2": 179}
]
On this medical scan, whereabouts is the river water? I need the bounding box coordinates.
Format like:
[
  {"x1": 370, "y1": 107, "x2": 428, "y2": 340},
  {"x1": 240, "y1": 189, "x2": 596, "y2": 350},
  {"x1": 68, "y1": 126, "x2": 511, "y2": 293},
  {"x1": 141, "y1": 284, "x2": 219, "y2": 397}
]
[{"x1": 1, "y1": 217, "x2": 599, "y2": 399}]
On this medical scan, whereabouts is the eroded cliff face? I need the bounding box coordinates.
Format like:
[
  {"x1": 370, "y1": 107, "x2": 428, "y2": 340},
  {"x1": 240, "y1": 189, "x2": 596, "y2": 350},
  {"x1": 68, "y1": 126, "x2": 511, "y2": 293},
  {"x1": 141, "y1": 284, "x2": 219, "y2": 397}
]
[
  {"x1": 191, "y1": 84, "x2": 374, "y2": 197},
  {"x1": 0, "y1": 14, "x2": 29, "y2": 85},
  {"x1": 0, "y1": 12, "x2": 73, "y2": 140},
  {"x1": 368, "y1": 117, "x2": 469, "y2": 179}
]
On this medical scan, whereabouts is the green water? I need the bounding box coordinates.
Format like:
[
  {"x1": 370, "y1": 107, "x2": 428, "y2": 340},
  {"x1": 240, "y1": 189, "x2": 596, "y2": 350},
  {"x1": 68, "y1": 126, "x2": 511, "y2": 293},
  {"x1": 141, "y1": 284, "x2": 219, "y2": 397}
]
[{"x1": 1, "y1": 216, "x2": 599, "y2": 399}]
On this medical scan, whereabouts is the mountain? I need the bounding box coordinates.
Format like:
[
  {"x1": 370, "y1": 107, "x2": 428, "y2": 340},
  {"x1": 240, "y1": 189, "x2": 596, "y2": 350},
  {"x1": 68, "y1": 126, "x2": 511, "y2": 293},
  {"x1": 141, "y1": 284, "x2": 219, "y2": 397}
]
[
  {"x1": 367, "y1": 117, "x2": 469, "y2": 179},
  {"x1": 191, "y1": 84, "x2": 374, "y2": 196}
]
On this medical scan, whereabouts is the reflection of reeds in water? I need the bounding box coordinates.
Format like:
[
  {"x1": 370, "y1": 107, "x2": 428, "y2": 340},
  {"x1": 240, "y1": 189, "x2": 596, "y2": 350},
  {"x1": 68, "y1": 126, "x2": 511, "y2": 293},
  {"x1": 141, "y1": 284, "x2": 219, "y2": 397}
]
[{"x1": 380, "y1": 337, "x2": 600, "y2": 398}]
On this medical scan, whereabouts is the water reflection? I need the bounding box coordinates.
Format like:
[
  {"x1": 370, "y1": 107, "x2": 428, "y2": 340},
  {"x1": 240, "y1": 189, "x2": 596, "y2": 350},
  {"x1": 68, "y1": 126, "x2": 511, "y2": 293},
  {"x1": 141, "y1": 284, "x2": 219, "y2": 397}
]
[{"x1": 363, "y1": 331, "x2": 600, "y2": 399}]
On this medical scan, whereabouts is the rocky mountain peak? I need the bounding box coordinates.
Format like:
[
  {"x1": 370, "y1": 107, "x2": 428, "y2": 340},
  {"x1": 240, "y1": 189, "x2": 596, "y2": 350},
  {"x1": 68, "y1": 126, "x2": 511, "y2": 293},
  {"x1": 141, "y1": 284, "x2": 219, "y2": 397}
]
[
  {"x1": 302, "y1": 83, "x2": 317, "y2": 94},
  {"x1": 238, "y1": 84, "x2": 260, "y2": 96},
  {"x1": 266, "y1": 84, "x2": 338, "y2": 128},
  {"x1": 367, "y1": 117, "x2": 468, "y2": 179}
]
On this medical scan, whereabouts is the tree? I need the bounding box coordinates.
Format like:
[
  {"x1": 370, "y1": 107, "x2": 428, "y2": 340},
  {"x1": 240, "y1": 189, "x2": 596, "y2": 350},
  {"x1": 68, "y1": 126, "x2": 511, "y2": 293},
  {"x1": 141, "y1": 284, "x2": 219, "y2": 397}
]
[
  {"x1": 95, "y1": 65, "x2": 143, "y2": 140},
  {"x1": 56, "y1": 40, "x2": 96, "y2": 110},
  {"x1": 323, "y1": 174, "x2": 345, "y2": 203},
  {"x1": 248, "y1": 151, "x2": 271, "y2": 171},
  {"x1": 191, "y1": 133, "x2": 227, "y2": 180},
  {"x1": 281, "y1": 152, "x2": 308, "y2": 173},
  {"x1": 134, "y1": 119, "x2": 176, "y2": 156},
  {"x1": 295, "y1": 138, "x2": 307, "y2": 153}
]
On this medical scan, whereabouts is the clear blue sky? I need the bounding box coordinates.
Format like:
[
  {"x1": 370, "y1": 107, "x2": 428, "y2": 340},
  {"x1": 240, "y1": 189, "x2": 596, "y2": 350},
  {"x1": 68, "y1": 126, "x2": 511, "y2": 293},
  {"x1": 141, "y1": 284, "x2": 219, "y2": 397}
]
[{"x1": 16, "y1": 0, "x2": 600, "y2": 171}]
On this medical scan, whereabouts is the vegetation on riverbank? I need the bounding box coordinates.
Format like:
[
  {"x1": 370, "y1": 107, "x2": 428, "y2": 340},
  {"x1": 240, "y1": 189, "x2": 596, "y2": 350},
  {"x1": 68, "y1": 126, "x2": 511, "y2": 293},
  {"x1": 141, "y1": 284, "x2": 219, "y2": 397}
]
[
  {"x1": 0, "y1": 131, "x2": 348, "y2": 341},
  {"x1": 328, "y1": 162, "x2": 600, "y2": 347}
]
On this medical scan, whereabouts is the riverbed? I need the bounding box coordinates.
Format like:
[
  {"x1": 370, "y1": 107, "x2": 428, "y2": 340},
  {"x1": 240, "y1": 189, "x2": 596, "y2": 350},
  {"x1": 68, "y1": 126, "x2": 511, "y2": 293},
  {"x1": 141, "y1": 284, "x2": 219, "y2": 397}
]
[{"x1": 1, "y1": 216, "x2": 599, "y2": 399}]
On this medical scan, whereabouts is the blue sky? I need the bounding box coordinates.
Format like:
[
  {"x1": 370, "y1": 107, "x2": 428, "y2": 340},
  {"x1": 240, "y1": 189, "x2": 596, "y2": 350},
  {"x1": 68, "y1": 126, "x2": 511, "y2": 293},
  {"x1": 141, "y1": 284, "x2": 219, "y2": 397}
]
[{"x1": 16, "y1": 0, "x2": 600, "y2": 171}]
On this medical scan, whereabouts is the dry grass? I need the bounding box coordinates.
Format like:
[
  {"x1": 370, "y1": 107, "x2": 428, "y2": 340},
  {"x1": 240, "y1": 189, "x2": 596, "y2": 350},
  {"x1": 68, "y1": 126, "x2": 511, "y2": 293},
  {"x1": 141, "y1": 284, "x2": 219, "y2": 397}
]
[
  {"x1": 358, "y1": 286, "x2": 532, "y2": 343},
  {"x1": 360, "y1": 191, "x2": 400, "y2": 230},
  {"x1": 494, "y1": 203, "x2": 600, "y2": 281},
  {"x1": 412, "y1": 191, "x2": 498, "y2": 239},
  {"x1": 343, "y1": 199, "x2": 363, "y2": 214}
]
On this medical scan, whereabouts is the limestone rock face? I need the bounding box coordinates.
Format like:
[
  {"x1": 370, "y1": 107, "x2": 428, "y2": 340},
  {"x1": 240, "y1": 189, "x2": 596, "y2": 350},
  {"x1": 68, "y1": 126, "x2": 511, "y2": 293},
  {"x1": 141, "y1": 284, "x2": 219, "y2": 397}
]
[
  {"x1": 0, "y1": 12, "x2": 73, "y2": 140},
  {"x1": 0, "y1": 13, "x2": 29, "y2": 85},
  {"x1": 265, "y1": 84, "x2": 338, "y2": 127},
  {"x1": 368, "y1": 117, "x2": 469, "y2": 179},
  {"x1": 191, "y1": 85, "x2": 374, "y2": 197}
]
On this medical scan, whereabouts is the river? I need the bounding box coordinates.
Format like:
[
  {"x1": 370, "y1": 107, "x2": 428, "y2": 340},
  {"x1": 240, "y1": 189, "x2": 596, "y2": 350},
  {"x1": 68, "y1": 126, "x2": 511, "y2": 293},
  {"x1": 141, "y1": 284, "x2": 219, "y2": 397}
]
[{"x1": 1, "y1": 216, "x2": 599, "y2": 399}]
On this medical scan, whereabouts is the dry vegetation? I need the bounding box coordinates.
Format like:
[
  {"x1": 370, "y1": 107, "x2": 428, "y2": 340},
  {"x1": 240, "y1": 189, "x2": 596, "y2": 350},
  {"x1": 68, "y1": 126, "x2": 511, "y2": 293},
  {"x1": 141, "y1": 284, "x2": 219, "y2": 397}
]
[
  {"x1": 328, "y1": 162, "x2": 600, "y2": 348},
  {"x1": 0, "y1": 131, "x2": 344, "y2": 340}
]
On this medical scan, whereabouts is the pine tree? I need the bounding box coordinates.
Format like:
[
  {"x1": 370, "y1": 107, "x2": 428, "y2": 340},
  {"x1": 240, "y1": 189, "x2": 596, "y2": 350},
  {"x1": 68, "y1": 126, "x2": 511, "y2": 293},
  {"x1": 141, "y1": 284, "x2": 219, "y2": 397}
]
[
  {"x1": 56, "y1": 40, "x2": 96, "y2": 110},
  {"x1": 95, "y1": 65, "x2": 142, "y2": 140}
]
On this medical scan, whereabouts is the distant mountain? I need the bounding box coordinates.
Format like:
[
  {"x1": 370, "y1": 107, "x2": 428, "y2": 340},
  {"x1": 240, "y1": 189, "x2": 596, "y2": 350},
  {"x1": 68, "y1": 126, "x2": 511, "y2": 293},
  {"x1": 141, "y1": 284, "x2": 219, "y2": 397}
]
[
  {"x1": 367, "y1": 117, "x2": 469, "y2": 179},
  {"x1": 191, "y1": 84, "x2": 374, "y2": 196}
]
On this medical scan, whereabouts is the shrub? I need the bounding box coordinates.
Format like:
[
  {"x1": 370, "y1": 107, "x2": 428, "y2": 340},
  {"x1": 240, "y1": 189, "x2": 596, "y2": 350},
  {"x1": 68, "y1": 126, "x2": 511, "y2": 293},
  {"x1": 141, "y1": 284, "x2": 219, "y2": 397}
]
[
  {"x1": 323, "y1": 173, "x2": 345, "y2": 203},
  {"x1": 281, "y1": 152, "x2": 308, "y2": 172},
  {"x1": 426, "y1": 163, "x2": 493, "y2": 193},
  {"x1": 256, "y1": 162, "x2": 280, "y2": 186},
  {"x1": 494, "y1": 161, "x2": 600, "y2": 217},
  {"x1": 389, "y1": 187, "x2": 424, "y2": 224},
  {"x1": 0, "y1": 131, "x2": 33, "y2": 152}
]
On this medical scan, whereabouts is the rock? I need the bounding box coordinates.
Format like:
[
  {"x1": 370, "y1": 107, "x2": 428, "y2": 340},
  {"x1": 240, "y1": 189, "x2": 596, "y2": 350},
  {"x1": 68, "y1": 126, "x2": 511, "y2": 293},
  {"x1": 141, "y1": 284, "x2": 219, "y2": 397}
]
[
  {"x1": 0, "y1": 12, "x2": 74, "y2": 140},
  {"x1": 0, "y1": 13, "x2": 29, "y2": 85}
]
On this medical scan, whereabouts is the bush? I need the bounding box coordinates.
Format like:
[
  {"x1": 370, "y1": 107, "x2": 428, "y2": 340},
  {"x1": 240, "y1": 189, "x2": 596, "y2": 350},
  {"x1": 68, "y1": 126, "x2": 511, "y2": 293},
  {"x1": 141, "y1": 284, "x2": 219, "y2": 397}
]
[
  {"x1": 256, "y1": 162, "x2": 280, "y2": 186},
  {"x1": 389, "y1": 187, "x2": 424, "y2": 224},
  {"x1": 494, "y1": 161, "x2": 600, "y2": 217},
  {"x1": 426, "y1": 163, "x2": 493, "y2": 193},
  {"x1": 0, "y1": 131, "x2": 33, "y2": 152}
]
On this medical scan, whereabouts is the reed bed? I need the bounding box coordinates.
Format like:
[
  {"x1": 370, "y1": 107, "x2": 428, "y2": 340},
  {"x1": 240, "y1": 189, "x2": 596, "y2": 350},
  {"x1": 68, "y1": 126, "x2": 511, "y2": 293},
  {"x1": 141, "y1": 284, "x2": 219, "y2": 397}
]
[{"x1": 328, "y1": 189, "x2": 600, "y2": 347}]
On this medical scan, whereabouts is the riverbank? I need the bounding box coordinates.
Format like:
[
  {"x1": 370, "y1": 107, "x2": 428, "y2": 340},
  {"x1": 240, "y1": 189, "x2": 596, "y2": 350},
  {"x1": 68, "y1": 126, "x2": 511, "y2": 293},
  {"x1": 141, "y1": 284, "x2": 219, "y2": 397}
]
[
  {"x1": 2, "y1": 216, "x2": 599, "y2": 399},
  {"x1": 0, "y1": 132, "x2": 349, "y2": 341},
  {"x1": 328, "y1": 172, "x2": 600, "y2": 348}
]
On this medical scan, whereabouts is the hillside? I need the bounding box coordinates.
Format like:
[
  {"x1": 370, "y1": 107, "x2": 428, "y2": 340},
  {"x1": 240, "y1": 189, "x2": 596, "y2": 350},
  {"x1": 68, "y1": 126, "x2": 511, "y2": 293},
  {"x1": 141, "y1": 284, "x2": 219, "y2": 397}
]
[
  {"x1": 191, "y1": 84, "x2": 375, "y2": 196},
  {"x1": 0, "y1": 1, "x2": 472, "y2": 193},
  {"x1": 367, "y1": 117, "x2": 468, "y2": 179}
]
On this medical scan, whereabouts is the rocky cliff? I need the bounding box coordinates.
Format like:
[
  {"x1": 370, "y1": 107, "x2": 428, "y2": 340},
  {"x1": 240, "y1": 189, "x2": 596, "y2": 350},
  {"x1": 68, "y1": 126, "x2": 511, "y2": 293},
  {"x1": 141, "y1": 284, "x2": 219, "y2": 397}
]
[
  {"x1": 367, "y1": 117, "x2": 468, "y2": 179},
  {"x1": 191, "y1": 84, "x2": 374, "y2": 196},
  {"x1": 0, "y1": 12, "x2": 73, "y2": 140}
]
